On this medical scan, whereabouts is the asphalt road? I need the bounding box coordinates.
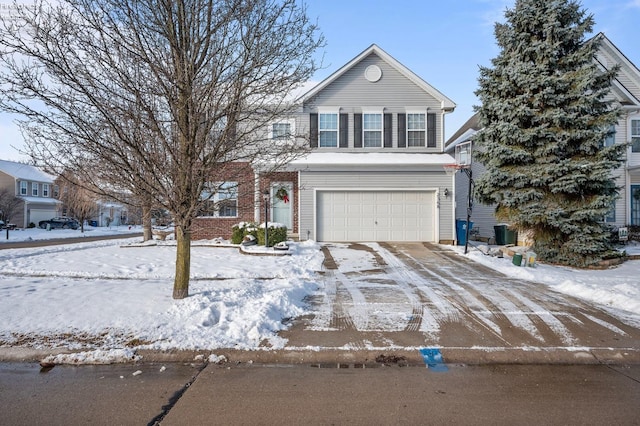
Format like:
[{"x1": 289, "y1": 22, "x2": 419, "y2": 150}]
[
  {"x1": 1, "y1": 362, "x2": 639, "y2": 425},
  {"x1": 0, "y1": 232, "x2": 143, "y2": 250}
]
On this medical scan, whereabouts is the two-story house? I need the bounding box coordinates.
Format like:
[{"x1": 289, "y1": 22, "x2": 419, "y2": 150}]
[
  {"x1": 0, "y1": 159, "x2": 61, "y2": 228},
  {"x1": 192, "y1": 44, "x2": 458, "y2": 243},
  {"x1": 446, "y1": 33, "x2": 640, "y2": 243}
]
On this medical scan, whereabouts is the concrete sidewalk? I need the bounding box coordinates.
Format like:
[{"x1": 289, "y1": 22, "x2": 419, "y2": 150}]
[{"x1": 159, "y1": 363, "x2": 640, "y2": 425}]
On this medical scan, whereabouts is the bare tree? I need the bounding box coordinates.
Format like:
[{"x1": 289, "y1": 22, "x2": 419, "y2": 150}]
[
  {"x1": 0, "y1": 0, "x2": 323, "y2": 298},
  {"x1": 0, "y1": 188, "x2": 22, "y2": 239},
  {"x1": 56, "y1": 172, "x2": 99, "y2": 232}
]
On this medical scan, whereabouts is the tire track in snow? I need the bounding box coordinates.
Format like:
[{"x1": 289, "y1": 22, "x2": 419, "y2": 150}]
[{"x1": 376, "y1": 243, "x2": 509, "y2": 342}]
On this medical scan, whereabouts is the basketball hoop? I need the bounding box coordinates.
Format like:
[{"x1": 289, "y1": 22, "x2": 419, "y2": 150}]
[{"x1": 443, "y1": 163, "x2": 462, "y2": 176}]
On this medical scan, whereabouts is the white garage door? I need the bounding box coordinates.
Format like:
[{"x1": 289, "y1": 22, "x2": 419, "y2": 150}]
[
  {"x1": 316, "y1": 191, "x2": 435, "y2": 242},
  {"x1": 29, "y1": 209, "x2": 57, "y2": 226}
]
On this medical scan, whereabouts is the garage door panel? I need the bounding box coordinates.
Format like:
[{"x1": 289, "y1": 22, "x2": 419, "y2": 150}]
[{"x1": 316, "y1": 190, "x2": 435, "y2": 242}]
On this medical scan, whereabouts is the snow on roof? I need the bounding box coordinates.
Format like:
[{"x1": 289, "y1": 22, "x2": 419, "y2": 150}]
[
  {"x1": 20, "y1": 196, "x2": 61, "y2": 205},
  {"x1": 0, "y1": 159, "x2": 55, "y2": 183},
  {"x1": 289, "y1": 152, "x2": 455, "y2": 167}
]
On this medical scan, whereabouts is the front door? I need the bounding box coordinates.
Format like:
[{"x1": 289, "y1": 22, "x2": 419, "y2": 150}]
[
  {"x1": 271, "y1": 182, "x2": 293, "y2": 231},
  {"x1": 632, "y1": 185, "x2": 640, "y2": 225}
]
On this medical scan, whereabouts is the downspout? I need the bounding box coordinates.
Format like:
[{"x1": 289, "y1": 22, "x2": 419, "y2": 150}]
[{"x1": 441, "y1": 105, "x2": 456, "y2": 242}]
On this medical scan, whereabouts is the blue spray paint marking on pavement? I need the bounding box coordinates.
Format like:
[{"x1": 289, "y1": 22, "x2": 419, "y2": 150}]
[{"x1": 419, "y1": 348, "x2": 449, "y2": 372}]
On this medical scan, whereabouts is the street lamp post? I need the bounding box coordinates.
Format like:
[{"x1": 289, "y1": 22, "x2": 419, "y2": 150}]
[{"x1": 263, "y1": 189, "x2": 269, "y2": 248}]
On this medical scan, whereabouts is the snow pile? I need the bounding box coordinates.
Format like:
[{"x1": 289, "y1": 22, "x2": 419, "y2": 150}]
[{"x1": 40, "y1": 348, "x2": 141, "y2": 365}]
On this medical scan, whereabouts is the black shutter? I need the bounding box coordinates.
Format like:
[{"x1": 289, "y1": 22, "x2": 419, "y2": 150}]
[
  {"x1": 384, "y1": 113, "x2": 392, "y2": 148},
  {"x1": 354, "y1": 113, "x2": 362, "y2": 148},
  {"x1": 339, "y1": 113, "x2": 348, "y2": 148},
  {"x1": 310, "y1": 113, "x2": 318, "y2": 148},
  {"x1": 397, "y1": 113, "x2": 406, "y2": 148},
  {"x1": 427, "y1": 113, "x2": 436, "y2": 148}
]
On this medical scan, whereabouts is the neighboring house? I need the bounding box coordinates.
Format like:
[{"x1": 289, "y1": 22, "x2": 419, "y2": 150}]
[
  {"x1": 445, "y1": 33, "x2": 640, "y2": 243},
  {"x1": 93, "y1": 201, "x2": 129, "y2": 227},
  {"x1": 0, "y1": 159, "x2": 61, "y2": 228},
  {"x1": 192, "y1": 44, "x2": 458, "y2": 243}
]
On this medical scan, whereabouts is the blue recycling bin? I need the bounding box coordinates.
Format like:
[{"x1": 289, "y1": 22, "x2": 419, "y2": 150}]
[{"x1": 456, "y1": 219, "x2": 473, "y2": 246}]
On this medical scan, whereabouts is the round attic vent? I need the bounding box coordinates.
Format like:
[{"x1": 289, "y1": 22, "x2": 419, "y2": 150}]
[{"x1": 364, "y1": 65, "x2": 382, "y2": 82}]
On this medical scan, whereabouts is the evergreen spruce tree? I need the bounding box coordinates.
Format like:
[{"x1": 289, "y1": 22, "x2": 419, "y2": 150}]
[{"x1": 474, "y1": 0, "x2": 625, "y2": 267}]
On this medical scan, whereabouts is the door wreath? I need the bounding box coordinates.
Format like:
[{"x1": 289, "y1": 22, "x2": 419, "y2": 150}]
[{"x1": 275, "y1": 187, "x2": 289, "y2": 203}]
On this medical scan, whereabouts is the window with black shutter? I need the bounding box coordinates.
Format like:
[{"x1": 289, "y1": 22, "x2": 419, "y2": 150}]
[
  {"x1": 339, "y1": 113, "x2": 348, "y2": 148},
  {"x1": 310, "y1": 113, "x2": 318, "y2": 148},
  {"x1": 427, "y1": 113, "x2": 436, "y2": 148},
  {"x1": 354, "y1": 113, "x2": 362, "y2": 148},
  {"x1": 397, "y1": 113, "x2": 406, "y2": 148}
]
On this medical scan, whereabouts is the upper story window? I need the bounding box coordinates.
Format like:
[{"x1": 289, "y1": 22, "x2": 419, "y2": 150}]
[
  {"x1": 199, "y1": 182, "x2": 238, "y2": 218},
  {"x1": 20, "y1": 181, "x2": 27, "y2": 195},
  {"x1": 602, "y1": 124, "x2": 616, "y2": 147},
  {"x1": 43, "y1": 183, "x2": 50, "y2": 197},
  {"x1": 407, "y1": 113, "x2": 426, "y2": 147},
  {"x1": 631, "y1": 119, "x2": 640, "y2": 153},
  {"x1": 319, "y1": 113, "x2": 338, "y2": 147},
  {"x1": 272, "y1": 122, "x2": 291, "y2": 140},
  {"x1": 363, "y1": 113, "x2": 382, "y2": 147},
  {"x1": 32, "y1": 183, "x2": 38, "y2": 196}
]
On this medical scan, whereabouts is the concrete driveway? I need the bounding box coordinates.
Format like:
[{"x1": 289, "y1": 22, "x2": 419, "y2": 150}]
[{"x1": 278, "y1": 242, "x2": 640, "y2": 364}]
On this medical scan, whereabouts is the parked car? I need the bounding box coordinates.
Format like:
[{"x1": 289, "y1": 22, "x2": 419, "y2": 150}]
[
  {"x1": 0, "y1": 220, "x2": 17, "y2": 230},
  {"x1": 38, "y1": 217, "x2": 80, "y2": 230}
]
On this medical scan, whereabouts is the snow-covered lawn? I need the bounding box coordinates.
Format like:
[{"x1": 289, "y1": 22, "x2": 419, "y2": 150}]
[{"x1": 0, "y1": 227, "x2": 638, "y2": 364}]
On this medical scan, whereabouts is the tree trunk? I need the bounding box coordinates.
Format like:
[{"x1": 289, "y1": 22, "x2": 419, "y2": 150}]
[
  {"x1": 173, "y1": 225, "x2": 191, "y2": 299},
  {"x1": 142, "y1": 201, "x2": 152, "y2": 242}
]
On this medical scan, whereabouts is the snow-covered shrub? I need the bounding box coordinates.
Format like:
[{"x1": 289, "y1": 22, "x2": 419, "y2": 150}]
[
  {"x1": 231, "y1": 222, "x2": 259, "y2": 244},
  {"x1": 256, "y1": 223, "x2": 287, "y2": 247}
]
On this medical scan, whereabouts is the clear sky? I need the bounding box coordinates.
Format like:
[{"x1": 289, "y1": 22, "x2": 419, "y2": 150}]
[{"x1": 1, "y1": 0, "x2": 638, "y2": 161}]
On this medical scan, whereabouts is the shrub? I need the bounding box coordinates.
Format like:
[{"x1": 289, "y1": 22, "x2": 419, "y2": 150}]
[
  {"x1": 231, "y1": 222, "x2": 259, "y2": 244},
  {"x1": 256, "y1": 224, "x2": 287, "y2": 247},
  {"x1": 28, "y1": 222, "x2": 36, "y2": 228}
]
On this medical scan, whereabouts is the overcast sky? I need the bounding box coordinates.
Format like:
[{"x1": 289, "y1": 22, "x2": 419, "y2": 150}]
[{"x1": 1, "y1": 0, "x2": 638, "y2": 162}]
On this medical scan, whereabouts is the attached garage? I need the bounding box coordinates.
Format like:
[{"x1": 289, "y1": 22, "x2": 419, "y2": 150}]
[{"x1": 316, "y1": 190, "x2": 436, "y2": 242}]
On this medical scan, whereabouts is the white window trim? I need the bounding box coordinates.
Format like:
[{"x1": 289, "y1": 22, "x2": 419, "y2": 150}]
[
  {"x1": 362, "y1": 108, "x2": 383, "y2": 148},
  {"x1": 43, "y1": 183, "x2": 50, "y2": 197},
  {"x1": 318, "y1": 107, "x2": 340, "y2": 148},
  {"x1": 269, "y1": 118, "x2": 296, "y2": 140},
  {"x1": 405, "y1": 109, "x2": 427, "y2": 148},
  {"x1": 630, "y1": 115, "x2": 640, "y2": 153},
  {"x1": 32, "y1": 183, "x2": 38, "y2": 197},
  {"x1": 200, "y1": 182, "x2": 238, "y2": 218},
  {"x1": 20, "y1": 181, "x2": 27, "y2": 195}
]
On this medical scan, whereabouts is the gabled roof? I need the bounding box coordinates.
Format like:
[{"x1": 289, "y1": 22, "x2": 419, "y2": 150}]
[
  {"x1": 594, "y1": 33, "x2": 640, "y2": 107},
  {"x1": 445, "y1": 113, "x2": 481, "y2": 150},
  {"x1": 0, "y1": 159, "x2": 55, "y2": 183},
  {"x1": 298, "y1": 44, "x2": 456, "y2": 111}
]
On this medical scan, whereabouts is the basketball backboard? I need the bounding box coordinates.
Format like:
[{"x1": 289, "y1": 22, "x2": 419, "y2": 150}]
[{"x1": 455, "y1": 141, "x2": 472, "y2": 167}]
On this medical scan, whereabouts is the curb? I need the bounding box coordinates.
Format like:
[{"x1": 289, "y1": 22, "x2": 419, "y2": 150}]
[{"x1": 3, "y1": 347, "x2": 640, "y2": 366}]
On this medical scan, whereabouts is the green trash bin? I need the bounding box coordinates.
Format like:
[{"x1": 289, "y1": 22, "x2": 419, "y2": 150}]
[
  {"x1": 512, "y1": 253, "x2": 523, "y2": 266},
  {"x1": 505, "y1": 228, "x2": 518, "y2": 245},
  {"x1": 494, "y1": 225, "x2": 506, "y2": 245}
]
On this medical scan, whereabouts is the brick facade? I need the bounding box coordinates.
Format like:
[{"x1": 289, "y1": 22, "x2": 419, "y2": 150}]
[{"x1": 191, "y1": 163, "x2": 298, "y2": 240}]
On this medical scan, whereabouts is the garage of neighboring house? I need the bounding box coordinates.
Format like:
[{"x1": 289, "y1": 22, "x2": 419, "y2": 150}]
[{"x1": 315, "y1": 189, "x2": 436, "y2": 242}]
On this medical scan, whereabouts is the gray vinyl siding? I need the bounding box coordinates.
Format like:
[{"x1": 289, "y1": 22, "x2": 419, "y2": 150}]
[
  {"x1": 299, "y1": 170, "x2": 454, "y2": 241},
  {"x1": 303, "y1": 53, "x2": 444, "y2": 152},
  {"x1": 454, "y1": 161, "x2": 499, "y2": 242}
]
